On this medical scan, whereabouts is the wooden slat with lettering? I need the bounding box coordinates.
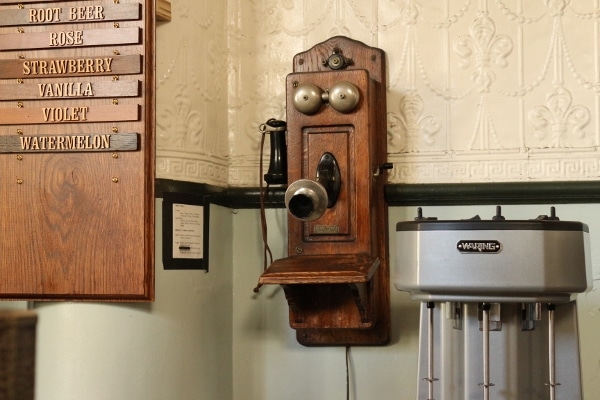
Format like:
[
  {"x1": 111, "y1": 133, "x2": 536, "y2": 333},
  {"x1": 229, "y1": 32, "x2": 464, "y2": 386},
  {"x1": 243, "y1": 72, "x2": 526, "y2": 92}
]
[
  {"x1": 0, "y1": 104, "x2": 140, "y2": 124},
  {"x1": 0, "y1": 27, "x2": 141, "y2": 52},
  {"x1": 0, "y1": 80, "x2": 140, "y2": 101},
  {"x1": 0, "y1": 0, "x2": 79, "y2": 4},
  {"x1": 0, "y1": 54, "x2": 141, "y2": 79},
  {"x1": 0, "y1": 4, "x2": 141, "y2": 27},
  {"x1": 0, "y1": 132, "x2": 138, "y2": 153}
]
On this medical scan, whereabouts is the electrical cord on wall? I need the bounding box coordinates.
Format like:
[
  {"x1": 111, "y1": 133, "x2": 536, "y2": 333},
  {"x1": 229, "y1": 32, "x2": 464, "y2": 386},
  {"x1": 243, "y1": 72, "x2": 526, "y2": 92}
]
[{"x1": 346, "y1": 346, "x2": 352, "y2": 400}]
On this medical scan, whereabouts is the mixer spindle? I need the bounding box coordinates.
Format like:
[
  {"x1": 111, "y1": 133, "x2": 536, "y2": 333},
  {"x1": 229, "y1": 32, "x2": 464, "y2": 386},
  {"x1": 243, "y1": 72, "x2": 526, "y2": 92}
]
[
  {"x1": 479, "y1": 303, "x2": 494, "y2": 400},
  {"x1": 546, "y1": 304, "x2": 560, "y2": 399},
  {"x1": 423, "y1": 302, "x2": 438, "y2": 400}
]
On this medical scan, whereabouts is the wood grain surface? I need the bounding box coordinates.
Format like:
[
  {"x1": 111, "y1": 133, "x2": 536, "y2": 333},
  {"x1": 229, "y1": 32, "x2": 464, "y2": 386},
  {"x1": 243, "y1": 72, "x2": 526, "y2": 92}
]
[{"x1": 0, "y1": 0, "x2": 154, "y2": 301}]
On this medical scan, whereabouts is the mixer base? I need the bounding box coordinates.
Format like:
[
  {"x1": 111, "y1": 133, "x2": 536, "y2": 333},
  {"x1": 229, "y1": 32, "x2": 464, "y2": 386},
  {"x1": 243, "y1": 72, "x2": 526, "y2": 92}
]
[{"x1": 415, "y1": 302, "x2": 583, "y2": 400}]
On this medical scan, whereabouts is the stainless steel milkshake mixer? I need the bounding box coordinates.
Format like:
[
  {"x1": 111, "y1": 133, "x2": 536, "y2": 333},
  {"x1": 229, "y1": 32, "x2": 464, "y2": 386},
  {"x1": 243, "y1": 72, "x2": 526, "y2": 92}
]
[{"x1": 394, "y1": 207, "x2": 591, "y2": 400}]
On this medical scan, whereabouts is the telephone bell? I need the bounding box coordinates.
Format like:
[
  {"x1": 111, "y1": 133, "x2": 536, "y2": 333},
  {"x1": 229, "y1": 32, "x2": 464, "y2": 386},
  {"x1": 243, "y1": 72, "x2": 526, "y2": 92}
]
[
  {"x1": 292, "y1": 83, "x2": 323, "y2": 115},
  {"x1": 292, "y1": 81, "x2": 360, "y2": 115},
  {"x1": 328, "y1": 81, "x2": 360, "y2": 113}
]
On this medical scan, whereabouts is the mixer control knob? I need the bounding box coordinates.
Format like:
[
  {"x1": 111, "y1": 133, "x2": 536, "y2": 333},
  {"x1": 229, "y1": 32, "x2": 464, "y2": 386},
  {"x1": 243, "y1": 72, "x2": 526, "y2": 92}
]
[
  {"x1": 534, "y1": 206, "x2": 560, "y2": 220},
  {"x1": 414, "y1": 207, "x2": 437, "y2": 221},
  {"x1": 492, "y1": 205, "x2": 505, "y2": 220}
]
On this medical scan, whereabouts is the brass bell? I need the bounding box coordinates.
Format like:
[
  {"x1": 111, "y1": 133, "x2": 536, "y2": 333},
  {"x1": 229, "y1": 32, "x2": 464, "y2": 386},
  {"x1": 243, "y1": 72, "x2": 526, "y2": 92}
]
[
  {"x1": 292, "y1": 83, "x2": 323, "y2": 115},
  {"x1": 328, "y1": 81, "x2": 360, "y2": 113}
]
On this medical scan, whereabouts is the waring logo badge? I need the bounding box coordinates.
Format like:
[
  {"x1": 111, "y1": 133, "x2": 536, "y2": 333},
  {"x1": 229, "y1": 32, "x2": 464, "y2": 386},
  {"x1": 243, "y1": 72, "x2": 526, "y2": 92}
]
[{"x1": 456, "y1": 240, "x2": 501, "y2": 253}]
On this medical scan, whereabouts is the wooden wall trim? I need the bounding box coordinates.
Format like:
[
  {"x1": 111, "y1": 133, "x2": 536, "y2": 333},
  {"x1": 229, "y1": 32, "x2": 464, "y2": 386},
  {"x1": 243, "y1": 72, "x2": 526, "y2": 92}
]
[{"x1": 157, "y1": 0, "x2": 171, "y2": 22}]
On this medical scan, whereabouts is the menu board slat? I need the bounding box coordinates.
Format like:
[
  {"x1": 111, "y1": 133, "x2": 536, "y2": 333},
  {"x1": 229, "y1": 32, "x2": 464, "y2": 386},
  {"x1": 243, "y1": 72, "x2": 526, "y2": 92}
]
[
  {"x1": 0, "y1": 132, "x2": 138, "y2": 153},
  {"x1": 0, "y1": 27, "x2": 140, "y2": 51},
  {"x1": 0, "y1": 3, "x2": 141, "y2": 27},
  {"x1": 0, "y1": 104, "x2": 139, "y2": 124},
  {"x1": 0, "y1": 0, "x2": 80, "y2": 5},
  {"x1": 0, "y1": 80, "x2": 140, "y2": 101},
  {"x1": 0, "y1": 54, "x2": 142, "y2": 79}
]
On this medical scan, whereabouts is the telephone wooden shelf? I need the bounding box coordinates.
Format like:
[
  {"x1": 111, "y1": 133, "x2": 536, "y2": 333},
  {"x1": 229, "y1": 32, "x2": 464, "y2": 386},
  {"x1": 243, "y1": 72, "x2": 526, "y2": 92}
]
[{"x1": 259, "y1": 254, "x2": 380, "y2": 285}]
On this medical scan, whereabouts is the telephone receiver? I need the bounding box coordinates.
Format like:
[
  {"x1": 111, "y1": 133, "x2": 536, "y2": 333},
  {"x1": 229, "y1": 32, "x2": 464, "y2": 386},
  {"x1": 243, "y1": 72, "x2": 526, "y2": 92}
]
[{"x1": 262, "y1": 118, "x2": 287, "y2": 186}]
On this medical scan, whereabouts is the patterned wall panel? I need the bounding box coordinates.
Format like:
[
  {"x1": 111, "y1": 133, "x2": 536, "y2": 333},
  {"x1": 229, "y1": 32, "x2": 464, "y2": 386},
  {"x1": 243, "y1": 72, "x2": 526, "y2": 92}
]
[
  {"x1": 156, "y1": 1, "x2": 229, "y2": 186},
  {"x1": 158, "y1": 0, "x2": 600, "y2": 186},
  {"x1": 385, "y1": 0, "x2": 600, "y2": 183}
]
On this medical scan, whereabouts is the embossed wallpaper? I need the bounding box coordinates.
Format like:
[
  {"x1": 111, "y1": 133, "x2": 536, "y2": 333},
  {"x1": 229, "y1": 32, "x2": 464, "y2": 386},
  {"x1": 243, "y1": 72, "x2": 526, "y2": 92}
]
[{"x1": 156, "y1": 0, "x2": 600, "y2": 187}]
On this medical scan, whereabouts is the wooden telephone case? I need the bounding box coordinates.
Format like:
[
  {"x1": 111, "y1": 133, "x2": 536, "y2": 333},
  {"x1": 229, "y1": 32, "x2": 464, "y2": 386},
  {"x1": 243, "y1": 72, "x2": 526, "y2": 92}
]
[{"x1": 259, "y1": 36, "x2": 390, "y2": 346}]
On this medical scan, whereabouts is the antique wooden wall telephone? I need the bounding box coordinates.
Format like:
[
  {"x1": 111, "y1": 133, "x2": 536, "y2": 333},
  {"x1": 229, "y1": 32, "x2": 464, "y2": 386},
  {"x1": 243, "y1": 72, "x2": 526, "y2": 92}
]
[{"x1": 258, "y1": 36, "x2": 390, "y2": 346}]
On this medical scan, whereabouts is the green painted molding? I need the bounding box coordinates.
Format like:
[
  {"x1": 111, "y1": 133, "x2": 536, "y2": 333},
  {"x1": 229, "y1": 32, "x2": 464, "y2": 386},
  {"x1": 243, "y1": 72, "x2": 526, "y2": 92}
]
[
  {"x1": 156, "y1": 179, "x2": 600, "y2": 208},
  {"x1": 385, "y1": 181, "x2": 600, "y2": 206},
  {"x1": 155, "y1": 179, "x2": 285, "y2": 209}
]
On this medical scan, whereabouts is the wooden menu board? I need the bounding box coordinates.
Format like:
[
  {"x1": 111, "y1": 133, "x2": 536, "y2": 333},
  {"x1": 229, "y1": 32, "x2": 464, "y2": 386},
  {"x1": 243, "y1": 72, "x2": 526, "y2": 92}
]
[{"x1": 0, "y1": 0, "x2": 155, "y2": 301}]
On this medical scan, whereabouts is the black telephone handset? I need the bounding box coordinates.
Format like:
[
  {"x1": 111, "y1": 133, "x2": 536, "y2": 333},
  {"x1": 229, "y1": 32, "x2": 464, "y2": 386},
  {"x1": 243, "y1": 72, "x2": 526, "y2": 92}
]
[
  {"x1": 262, "y1": 118, "x2": 287, "y2": 185},
  {"x1": 256, "y1": 118, "x2": 287, "y2": 293}
]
